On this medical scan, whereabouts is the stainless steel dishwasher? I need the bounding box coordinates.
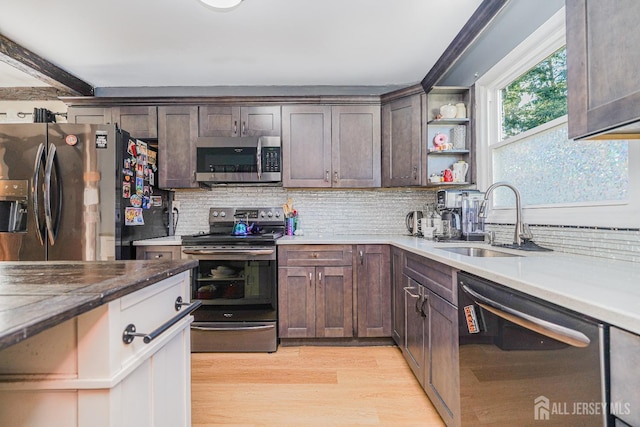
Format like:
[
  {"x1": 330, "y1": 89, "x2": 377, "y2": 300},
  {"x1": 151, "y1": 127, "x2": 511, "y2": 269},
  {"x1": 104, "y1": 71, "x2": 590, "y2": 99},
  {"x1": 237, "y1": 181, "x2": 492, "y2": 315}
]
[{"x1": 457, "y1": 272, "x2": 608, "y2": 426}]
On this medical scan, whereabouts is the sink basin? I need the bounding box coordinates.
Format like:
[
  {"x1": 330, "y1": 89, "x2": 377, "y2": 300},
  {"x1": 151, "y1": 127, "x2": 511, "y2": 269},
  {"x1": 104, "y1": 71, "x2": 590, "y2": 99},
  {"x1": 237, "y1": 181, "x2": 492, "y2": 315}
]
[{"x1": 437, "y1": 246, "x2": 522, "y2": 257}]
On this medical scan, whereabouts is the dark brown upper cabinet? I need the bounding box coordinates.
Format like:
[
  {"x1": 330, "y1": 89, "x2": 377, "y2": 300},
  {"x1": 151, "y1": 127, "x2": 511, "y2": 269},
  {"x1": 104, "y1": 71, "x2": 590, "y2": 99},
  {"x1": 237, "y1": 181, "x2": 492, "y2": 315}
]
[
  {"x1": 282, "y1": 104, "x2": 381, "y2": 188},
  {"x1": 157, "y1": 106, "x2": 199, "y2": 189},
  {"x1": 382, "y1": 94, "x2": 422, "y2": 187},
  {"x1": 198, "y1": 105, "x2": 281, "y2": 137},
  {"x1": 567, "y1": 0, "x2": 640, "y2": 139},
  {"x1": 112, "y1": 106, "x2": 158, "y2": 140}
]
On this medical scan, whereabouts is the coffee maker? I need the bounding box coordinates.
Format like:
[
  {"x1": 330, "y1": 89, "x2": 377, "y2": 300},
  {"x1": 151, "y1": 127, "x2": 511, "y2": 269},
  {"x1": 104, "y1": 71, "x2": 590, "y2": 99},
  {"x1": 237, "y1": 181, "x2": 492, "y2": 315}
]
[{"x1": 436, "y1": 189, "x2": 485, "y2": 241}]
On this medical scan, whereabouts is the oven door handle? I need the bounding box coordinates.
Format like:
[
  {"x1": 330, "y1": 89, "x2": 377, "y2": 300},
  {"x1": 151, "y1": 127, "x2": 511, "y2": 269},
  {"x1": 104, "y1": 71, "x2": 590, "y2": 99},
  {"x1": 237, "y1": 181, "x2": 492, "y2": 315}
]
[
  {"x1": 191, "y1": 324, "x2": 275, "y2": 332},
  {"x1": 182, "y1": 249, "x2": 275, "y2": 256},
  {"x1": 461, "y1": 284, "x2": 590, "y2": 348}
]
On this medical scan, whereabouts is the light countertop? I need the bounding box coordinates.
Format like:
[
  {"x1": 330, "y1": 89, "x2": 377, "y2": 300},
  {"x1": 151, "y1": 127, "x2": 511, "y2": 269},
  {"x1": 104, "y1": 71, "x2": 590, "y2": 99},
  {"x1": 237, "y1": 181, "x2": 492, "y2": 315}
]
[
  {"x1": 279, "y1": 234, "x2": 640, "y2": 335},
  {"x1": 134, "y1": 234, "x2": 640, "y2": 335}
]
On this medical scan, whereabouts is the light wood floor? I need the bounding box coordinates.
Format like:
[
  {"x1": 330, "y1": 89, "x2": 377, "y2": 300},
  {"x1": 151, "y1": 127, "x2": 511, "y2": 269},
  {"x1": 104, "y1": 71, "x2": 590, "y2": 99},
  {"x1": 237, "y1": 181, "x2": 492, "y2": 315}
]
[{"x1": 191, "y1": 345, "x2": 445, "y2": 427}]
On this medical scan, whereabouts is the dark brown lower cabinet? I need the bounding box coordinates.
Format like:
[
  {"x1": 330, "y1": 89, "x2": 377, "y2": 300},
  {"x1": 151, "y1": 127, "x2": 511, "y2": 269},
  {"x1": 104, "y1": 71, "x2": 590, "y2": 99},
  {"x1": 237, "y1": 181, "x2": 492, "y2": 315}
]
[
  {"x1": 403, "y1": 276, "x2": 426, "y2": 387},
  {"x1": 355, "y1": 245, "x2": 391, "y2": 337},
  {"x1": 396, "y1": 249, "x2": 460, "y2": 427},
  {"x1": 278, "y1": 256, "x2": 353, "y2": 339},
  {"x1": 391, "y1": 247, "x2": 406, "y2": 345},
  {"x1": 425, "y1": 290, "x2": 459, "y2": 427}
]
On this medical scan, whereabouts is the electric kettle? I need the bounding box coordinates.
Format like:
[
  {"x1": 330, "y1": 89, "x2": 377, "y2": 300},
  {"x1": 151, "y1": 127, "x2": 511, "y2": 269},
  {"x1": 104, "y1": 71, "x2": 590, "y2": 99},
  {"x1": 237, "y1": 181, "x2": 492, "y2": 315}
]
[{"x1": 405, "y1": 211, "x2": 423, "y2": 236}]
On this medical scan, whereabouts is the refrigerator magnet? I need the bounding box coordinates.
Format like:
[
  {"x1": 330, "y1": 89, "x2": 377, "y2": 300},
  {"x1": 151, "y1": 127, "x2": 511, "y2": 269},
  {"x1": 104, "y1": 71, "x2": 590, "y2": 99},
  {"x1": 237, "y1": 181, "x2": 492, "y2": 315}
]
[
  {"x1": 95, "y1": 131, "x2": 108, "y2": 149},
  {"x1": 136, "y1": 162, "x2": 144, "y2": 177},
  {"x1": 148, "y1": 170, "x2": 155, "y2": 186},
  {"x1": 151, "y1": 196, "x2": 163, "y2": 207},
  {"x1": 127, "y1": 139, "x2": 137, "y2": 156},
  {"x1": 135, "y1": 177, "x2": 144, "y2": 194},
  {"x1": 125, "y1": 207, "x2": 145, "y2": 226},
  {"x1": 122, "y1": 182, "x2": 131, "y2": 198},
  {"x1": 124, "y1": 158, "x2": 131, "y2": 169},
  {"x1": 142, "y1": 196, "x2": 150, "y2": 209},
  {"x1": 130, "y1": 194, "x2": 143, "y2": 208},
  {"x1": 137, "y1": 140, "x2": 148, "y2": 156}
]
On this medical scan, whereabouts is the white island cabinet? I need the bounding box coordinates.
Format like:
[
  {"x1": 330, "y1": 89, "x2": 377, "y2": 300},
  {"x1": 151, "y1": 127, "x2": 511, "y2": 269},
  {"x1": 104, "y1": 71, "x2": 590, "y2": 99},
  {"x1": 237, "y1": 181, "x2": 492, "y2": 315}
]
[{"x1": 0, "y1": 270, "x2": 193, "y2": 427}]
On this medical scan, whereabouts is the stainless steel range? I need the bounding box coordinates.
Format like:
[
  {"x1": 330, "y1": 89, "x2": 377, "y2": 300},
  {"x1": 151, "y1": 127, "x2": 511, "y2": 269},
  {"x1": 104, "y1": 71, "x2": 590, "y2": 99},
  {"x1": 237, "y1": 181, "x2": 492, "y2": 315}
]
[{"x1": 182, "y1": 207, "x2": 285, "y2": 352}]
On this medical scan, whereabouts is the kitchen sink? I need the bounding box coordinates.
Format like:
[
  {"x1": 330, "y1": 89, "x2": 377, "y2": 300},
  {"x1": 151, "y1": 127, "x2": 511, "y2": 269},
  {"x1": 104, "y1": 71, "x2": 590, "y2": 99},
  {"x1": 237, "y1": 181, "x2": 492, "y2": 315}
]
[{"x1": 437, "y1": 246, "x2": 522, "y2": 257}]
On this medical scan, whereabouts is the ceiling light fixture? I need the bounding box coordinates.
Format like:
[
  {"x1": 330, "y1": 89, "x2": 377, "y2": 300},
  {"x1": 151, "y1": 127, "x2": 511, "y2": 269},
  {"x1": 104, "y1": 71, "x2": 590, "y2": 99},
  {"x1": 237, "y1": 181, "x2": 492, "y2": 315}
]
[{"x1": 198, "y1": 0, "x2": 243, "y2": 10}]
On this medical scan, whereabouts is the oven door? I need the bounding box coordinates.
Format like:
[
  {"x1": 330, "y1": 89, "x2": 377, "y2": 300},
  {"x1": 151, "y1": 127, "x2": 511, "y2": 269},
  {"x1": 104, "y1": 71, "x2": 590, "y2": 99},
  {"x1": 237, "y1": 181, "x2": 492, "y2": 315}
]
[
  {"x1": 182, "y1": 245, "x2": 278, "y2": 352},
  {"x1": 182, "y1": 246, "x2": 277, "y2": 320}
]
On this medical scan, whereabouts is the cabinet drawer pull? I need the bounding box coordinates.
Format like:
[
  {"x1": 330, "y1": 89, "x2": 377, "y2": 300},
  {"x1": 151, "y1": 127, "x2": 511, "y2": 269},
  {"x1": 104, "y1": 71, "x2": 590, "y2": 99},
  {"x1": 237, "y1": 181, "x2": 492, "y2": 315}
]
[
  {"x1": 325, "y1": 170, "x2": 330, "y2": 182},
  {"x1": 122, "y1": 298, "x2": 202, "y2": 345}
]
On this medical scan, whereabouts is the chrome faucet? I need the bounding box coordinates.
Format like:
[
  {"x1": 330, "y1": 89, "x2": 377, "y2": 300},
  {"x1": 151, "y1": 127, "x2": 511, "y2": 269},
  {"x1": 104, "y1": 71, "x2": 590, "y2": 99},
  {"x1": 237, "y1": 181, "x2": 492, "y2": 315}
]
[{"x1": 478, "y1": 182, "x2": 532, "y2": 246}]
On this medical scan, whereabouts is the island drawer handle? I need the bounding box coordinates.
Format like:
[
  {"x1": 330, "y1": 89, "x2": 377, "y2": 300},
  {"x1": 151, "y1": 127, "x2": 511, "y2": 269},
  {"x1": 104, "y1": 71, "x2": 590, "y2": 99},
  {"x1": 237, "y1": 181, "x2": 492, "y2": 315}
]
[{"x1": 122, "y1": 298, "x2": 202, "y2": 345}]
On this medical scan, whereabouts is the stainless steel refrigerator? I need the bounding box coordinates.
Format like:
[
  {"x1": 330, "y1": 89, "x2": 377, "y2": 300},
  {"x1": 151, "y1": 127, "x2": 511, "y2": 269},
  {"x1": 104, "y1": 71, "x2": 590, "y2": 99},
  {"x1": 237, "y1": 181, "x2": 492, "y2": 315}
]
[{"x1": 0, "y1": 123, "x2": 171, "y2": 261}]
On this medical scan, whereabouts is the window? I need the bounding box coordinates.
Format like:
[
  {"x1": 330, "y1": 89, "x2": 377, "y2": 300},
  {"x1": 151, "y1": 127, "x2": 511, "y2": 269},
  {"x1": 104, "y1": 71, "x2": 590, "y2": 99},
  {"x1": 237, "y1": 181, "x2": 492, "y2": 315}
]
[{"x1": 475, "y1": 9, "x2": 639, "y2": 228}]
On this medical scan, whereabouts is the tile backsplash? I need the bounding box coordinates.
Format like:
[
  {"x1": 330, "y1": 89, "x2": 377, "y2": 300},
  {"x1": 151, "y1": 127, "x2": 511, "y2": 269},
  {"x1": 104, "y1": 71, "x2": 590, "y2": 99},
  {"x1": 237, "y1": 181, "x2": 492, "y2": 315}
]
[
  {"x1": 174, "y1": 186, "x2": 435, "y2": 237},
  {"x1": 174, "y1": 187, "x2": 640, "y2": 262}
]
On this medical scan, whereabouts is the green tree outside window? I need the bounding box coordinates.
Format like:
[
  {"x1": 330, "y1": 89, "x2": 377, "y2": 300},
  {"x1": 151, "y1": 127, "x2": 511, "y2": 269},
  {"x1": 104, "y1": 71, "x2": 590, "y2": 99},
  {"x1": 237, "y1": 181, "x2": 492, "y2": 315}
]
[{"x1": 501, "y1": 47, "x2": 567, "y2": 139}]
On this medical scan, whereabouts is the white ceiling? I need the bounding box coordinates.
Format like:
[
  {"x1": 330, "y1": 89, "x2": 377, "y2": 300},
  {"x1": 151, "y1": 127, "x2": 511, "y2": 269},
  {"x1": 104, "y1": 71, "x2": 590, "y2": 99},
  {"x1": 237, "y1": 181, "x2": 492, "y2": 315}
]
[{"x1": 0, "y1": 0, "x2": 482, "y2": 90}]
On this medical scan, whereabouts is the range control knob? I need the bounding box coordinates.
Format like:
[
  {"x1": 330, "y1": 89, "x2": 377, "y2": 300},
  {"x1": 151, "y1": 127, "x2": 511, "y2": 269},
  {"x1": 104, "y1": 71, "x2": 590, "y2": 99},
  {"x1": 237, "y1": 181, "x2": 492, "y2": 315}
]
[
  {"x1": 260, "y1": 211, "x2": 266, "y2": 218},
  {"x1": 274, "y1": 211, "x2": 280, "y2": 218},
  {"x1": 267, "y1": 211, "x2": 273, "y2": 217},
  {"x1": 212, "y1": 211, "x2": 219, "y2": 217},
  {"x1": 220, "y1": 211, "x2": 226, "y2": 218}
]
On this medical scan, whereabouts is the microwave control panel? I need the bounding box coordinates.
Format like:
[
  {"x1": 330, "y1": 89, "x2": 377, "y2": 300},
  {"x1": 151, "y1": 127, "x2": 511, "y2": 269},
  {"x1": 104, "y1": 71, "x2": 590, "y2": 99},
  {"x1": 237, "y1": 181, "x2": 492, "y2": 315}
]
[{"x1": 262, "y1": 147, "x2": 281, "y2": 172}]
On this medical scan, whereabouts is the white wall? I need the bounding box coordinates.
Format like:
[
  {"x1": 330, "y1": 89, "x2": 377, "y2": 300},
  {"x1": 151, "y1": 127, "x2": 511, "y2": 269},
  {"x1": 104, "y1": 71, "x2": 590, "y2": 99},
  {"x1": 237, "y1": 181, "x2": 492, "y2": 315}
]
[{"x1": 0, "y1": 100, "x2": 68, "y2": 123}]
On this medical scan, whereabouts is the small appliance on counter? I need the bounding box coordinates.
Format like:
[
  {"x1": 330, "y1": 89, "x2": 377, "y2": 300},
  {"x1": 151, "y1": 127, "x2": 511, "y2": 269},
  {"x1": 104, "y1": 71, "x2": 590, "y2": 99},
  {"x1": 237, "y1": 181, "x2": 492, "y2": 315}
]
[
  {"x1": 436, "y1": 189, "x2": 485, "y2": 241},
  {"x1": 405, "y1": 210, "x2": 423, "y2": 236}
]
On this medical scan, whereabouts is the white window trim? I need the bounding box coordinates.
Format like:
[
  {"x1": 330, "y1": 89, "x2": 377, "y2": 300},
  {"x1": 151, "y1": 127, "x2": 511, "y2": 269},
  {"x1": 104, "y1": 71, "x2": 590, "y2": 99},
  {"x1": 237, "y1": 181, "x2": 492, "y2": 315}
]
[{"x1": 475, "y1": 7, "x2": 640, "y2": 229}]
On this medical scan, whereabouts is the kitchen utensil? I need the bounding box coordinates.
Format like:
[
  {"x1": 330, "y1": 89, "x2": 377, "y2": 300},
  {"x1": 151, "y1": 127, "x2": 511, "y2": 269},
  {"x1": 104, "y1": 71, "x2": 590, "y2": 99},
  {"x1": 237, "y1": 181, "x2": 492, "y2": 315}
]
[
  {"x1": 439, "y1": 104, "x2": 457, "y2": 119},
  {"x1": 405, "y1": 211, "x2": 423, "y2": 236},
  {"x1": 452, "y1": 161, "x2": 469, "y2": 182}
]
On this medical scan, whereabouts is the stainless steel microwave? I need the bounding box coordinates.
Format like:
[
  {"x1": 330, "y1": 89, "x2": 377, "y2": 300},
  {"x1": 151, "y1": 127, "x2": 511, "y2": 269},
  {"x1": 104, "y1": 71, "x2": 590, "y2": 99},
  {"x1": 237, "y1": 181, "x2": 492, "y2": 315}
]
[{"x1": 195, "y1": 136, "x2": 282, "y2": 185}]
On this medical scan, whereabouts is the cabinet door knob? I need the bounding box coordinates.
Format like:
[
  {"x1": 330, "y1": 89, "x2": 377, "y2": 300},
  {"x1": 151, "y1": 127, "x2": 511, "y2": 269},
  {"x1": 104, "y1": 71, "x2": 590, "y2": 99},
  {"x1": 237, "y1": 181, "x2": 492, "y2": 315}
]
[
  {"x1": 359, "y1": 250, "x2": 364, "y2": 265},
  {"x1": 233, "y1": 120, "x2": 238, "y2": 135},
  {"x1": 242, "y1": 121, "x2": 246, "y2": 135},
  {"x1": 325, "y1": 170, "x2": 330, "y2": 182},
  {"x1": 333, "y1": 171, "x2": 338, "y2": 183},
  {"x1": 318, "y1": 272, "x2": 322, "y2": 282},
  {"x1": 413, "y1": 166, "x2": 418, "y2": 180},
  {"x1": 312, "y1": 252, "x2": 318, "y2": 258}
]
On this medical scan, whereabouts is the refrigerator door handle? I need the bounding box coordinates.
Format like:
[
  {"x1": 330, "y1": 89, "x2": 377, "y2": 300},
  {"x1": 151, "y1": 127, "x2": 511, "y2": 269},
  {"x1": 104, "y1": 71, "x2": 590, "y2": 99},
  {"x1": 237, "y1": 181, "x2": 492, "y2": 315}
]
[
  {"x1": 32, "y1": 143, "x2": 46, "y2": 246},
  {"x1": 44, "y1": 143, "x2": 62, "y2": 245}
]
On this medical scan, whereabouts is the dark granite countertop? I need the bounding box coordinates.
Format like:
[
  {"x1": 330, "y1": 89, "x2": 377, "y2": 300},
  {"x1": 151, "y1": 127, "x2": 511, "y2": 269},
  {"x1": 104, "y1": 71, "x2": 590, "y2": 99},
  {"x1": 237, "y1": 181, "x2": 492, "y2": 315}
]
[{"x1": 0, "y1": 259, "x2": 197, "y2": 351}]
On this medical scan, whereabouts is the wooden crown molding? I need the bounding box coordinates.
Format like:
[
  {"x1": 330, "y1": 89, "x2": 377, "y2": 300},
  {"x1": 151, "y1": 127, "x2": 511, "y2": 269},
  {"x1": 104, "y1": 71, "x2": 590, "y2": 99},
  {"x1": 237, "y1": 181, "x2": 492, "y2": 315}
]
[
  {"x1": 421, "y1": 0, "x2": 509, "y2": 93},
  {"x1": 0, "y1": 34, "x2": 93, "y2": 96}
]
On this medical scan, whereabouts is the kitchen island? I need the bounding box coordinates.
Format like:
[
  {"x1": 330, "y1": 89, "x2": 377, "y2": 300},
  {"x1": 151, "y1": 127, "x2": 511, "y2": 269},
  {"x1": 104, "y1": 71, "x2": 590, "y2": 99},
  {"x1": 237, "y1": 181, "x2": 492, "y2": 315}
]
[{"x1": 0, "y1": 259, "x2": 198, "y2": 427}]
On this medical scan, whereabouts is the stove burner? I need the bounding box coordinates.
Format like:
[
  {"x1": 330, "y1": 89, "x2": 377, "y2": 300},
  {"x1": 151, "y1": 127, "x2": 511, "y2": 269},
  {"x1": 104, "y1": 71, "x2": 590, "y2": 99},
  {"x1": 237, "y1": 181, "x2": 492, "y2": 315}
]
[{"x1": 182, "y1": 206, "x2": 285, "y2": 247}]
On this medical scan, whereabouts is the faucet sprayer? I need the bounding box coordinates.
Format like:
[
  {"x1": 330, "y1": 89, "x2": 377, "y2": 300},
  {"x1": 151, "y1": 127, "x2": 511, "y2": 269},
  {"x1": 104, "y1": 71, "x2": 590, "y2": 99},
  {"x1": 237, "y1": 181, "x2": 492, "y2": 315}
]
[{"x1": 479, "y1": 182, "x2": 533, "y2": 247}]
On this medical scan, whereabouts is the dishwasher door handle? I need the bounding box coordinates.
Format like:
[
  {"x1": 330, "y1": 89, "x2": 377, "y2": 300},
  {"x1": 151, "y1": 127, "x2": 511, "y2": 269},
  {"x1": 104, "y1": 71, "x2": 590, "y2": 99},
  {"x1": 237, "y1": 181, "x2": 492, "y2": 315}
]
[{"x1": 461, "y1": 284, "x2": 590, "y2": 348}]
